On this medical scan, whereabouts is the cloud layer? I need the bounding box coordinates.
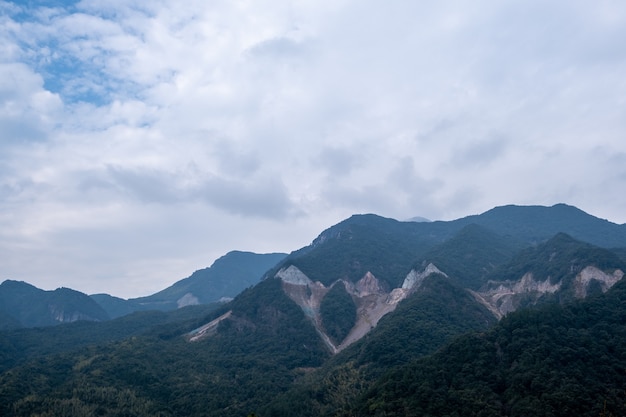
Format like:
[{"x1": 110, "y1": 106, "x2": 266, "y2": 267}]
[{"x1": 1, "y1": 0, "x2": 626, "y2": 297}]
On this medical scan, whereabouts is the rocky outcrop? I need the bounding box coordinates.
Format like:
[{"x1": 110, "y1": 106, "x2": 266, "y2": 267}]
[
  {"x1": 187, "y1": 310, "x2": 232, "y2": 342},
  {"x1": 276, "y1": 264, "x2": 446, "y2": 353},
  {"x1": 573, "y1": 266, "x2": 623, "y2": 298},
  {"x1": 475, "y1": 267, "x2": 624, "y2": 318}
]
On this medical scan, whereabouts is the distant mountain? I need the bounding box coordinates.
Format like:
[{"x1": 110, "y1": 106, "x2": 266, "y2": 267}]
[
  {"x1": 0, "y1": 251, "x2": 287, "y2": 327},
  {"x1": 133, "y1": 251, "x2": 287, "y2": 306},
  {"x1": 406, "y1": 215, "x2": 432, "y2": 222},
  {"x1": 0, "y1": 280, "x2": 109, "y2": 328},
  {"x1": 92, "y1": 251, "x2": 287, "y2": 317},
  {"x1": 448, "y1": 203, "x2": 626, "y2": 247},
  {"x1": 93, "y1": 251, "x2": 287, "y2": 318}
]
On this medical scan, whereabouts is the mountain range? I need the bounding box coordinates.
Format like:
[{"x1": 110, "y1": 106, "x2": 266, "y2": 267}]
[
  {"x1": 0, "y1": 203, "x2": 625, "y2": 416},
  {"x1": 0, "y1": 251, "x2": 286, "y2": 328}
]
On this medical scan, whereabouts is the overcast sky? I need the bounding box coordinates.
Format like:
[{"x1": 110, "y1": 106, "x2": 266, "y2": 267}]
[{"x1": 1, "y1": 0, "x2": 625, "y2": 298}]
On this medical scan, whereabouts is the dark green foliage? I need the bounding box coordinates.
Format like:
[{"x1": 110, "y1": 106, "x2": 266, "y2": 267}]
[
  {"x1": 0, "y1": 278, "x2": 329, "y2": 417},
  {"x1": 279, "y1": 214, "x2": 444, "y2": 288},
  {"x1": 260, "y1": 276, "x2": 497, "y2": 417},
  {"x1": 272, "y1": 204, "x2": 626, "y2": 291},
  {"x1": 349, "y1": 275, "x2": 496, "y2": 369},
  {"x1": 415, "y1": 224, "x2": 522, "y2": 289},
  {"x1": 357, "y1": 280, "x2": 626, "y2": 417},
  {"x1": 0, "y1": 304, "x2": 220, "y2": 373},
  {"x1": 319, "y1": 282, "x2": 356, "y2": 345},
  {"x1": 610, "y1": 247, "x2": 626, "y2": 263},
  {"x1": 490, "y1": 233, "x2": 626, "y2": 289}
]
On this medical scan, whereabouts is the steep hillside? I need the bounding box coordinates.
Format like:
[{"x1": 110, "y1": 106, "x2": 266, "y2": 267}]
[
  {"x1": 260, "y1": 274, "x2": 497, "y2": 417},
  {"x1": 413, "y1": 223, "x2": 522, "y2": 289},
  {"x1": 475, "y1": 233, "x2": 626, "y2": 317},
  {"x1": 274, "y1": 214, "x2": 442, "y2": 289},
  {"x1": 269, "y1": 204, "x2": 626, "y2": 292},
  {"x1": 356, "y1": 279, "x2": 626, "y2": 417},
  {"x1": 0, "y1": 280, "x2": 109, "y2": 328}
]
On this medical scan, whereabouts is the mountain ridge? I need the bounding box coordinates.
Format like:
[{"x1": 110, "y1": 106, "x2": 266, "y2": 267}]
[{"x1": 1, "y1": 203, "x2": 626, "y2": 416}]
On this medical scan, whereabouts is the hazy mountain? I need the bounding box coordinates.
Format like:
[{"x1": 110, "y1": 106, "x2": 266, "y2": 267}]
[
  {"x1": 0, "y1": 280, "x2": 109, "y2": 329},
  {"x1": 93, "y1": 251, "x2": 287, "y2": 318}
]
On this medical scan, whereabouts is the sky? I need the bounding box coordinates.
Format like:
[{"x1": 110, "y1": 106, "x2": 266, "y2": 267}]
[{"x1": 1, "y1": 0, "x2": 626, "y2": 298}]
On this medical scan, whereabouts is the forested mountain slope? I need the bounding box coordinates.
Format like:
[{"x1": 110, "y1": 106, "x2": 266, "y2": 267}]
[
  {"x1": 356, "y1": 278, "x2": 626, "y2": 417},
  {"x1": 1, "y1": 204, "x2": 625, "y2": 417}
]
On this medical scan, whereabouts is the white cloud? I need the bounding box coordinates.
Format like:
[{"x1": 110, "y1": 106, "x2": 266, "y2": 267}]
[{"x1": 0, "y1": 0, "x2": 625, "y2": 297}]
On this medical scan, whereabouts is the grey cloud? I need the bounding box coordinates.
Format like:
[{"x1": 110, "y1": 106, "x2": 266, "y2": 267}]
[
  {"x1": 314, "y1": 147, "x2": 357, "y2": 177},
  {"x1": 415, "y1": 118, "x2": 457, "y2": 144},
  {"x1": 388, "y1": 157, "x2": 442, "y2": 194},
  {"x1": 246, "y1": 36, "x2": 310, "y2": 60},
  {"x1": 0, "y1": 116, "x2": 47, "y2": 144},
  {"x1": 198, "y1": 176, "x2": 297, "y2": 219},
  {"x1": 104, "y1": 166, "x2": 183, "y2": 204},
  {"x1": 211, "y1": 139, "x2": 261, "y2": 178},
  {"x1": 449, "y1": 136, "x2": 511, "y2": 168}
]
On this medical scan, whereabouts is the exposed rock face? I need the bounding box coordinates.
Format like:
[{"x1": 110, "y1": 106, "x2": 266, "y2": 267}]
[
  {"x1": 48, "y1": 305, "x2": 102, "y2": 323},
  {"x1": 475, "y1": 267, "x2": 624, "y2": 318},
  {"x1": 574, "y1": 266, "x2": 623, "y2": 298},
  {"x1": 177, "y1": 293, "x2": 200, "y2": 308},
  {"x1": 277, "y1": 264, "x2": 445, "y2": 353},
  {"x1": 474, "y1": 273, "x2": 561, "y2": 318},
  {"x1": 354, "y1": 272, "x2": 384, "y2": 297},
  {"x1": 402, "y1": 263, "x2": 447, "y2": 291},
  {"x1": 187, "y1": 310, "x2": 232, "y2": 342}
]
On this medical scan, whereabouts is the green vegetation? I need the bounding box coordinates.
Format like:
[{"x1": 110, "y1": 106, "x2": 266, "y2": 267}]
[
  {"x1": 0, "y1": 278, "x2": 328, "y2": 417},
  {"x1": 0, "y1": 281, "x2": 109, "y2": 328},
  {"x1": 357, "y1": 280, "x2": 626, "y2": 417},
  {"x1": 1, "y1": 206, "x2": 626, "y2": 416},
  {"x1": 415, "y1": 223, "x2": 522, "y2": 289},
  {"x1": 260, "y1": 275, "x2": 497, "y2": 416},
  {"x1": 319, "y1": 282, "x2": 356, "y2": 345},
  {"x1": 284, "y1": 214, "x2": 443, "y2": 288},
  {"x1": 490, "y1": 233, "x2": 626, "y2": 289},
  {"x1": 0, "y1": 304, "x2": 221, "y2": 373}
]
